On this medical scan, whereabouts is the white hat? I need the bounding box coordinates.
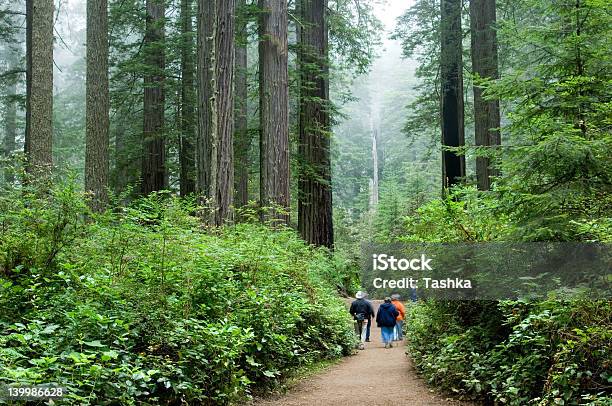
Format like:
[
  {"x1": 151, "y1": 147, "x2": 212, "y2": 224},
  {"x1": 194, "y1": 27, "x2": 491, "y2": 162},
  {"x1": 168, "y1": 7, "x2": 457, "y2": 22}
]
[{"x1": 355, "y1": 291, "x2": 365, "y2": 299}]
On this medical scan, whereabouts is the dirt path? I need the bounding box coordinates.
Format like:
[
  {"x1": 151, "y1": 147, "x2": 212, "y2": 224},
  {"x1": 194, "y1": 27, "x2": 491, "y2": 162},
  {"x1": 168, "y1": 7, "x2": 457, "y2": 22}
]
[{"x1": 253, "y1": 301, "x2": 474, "y2": 406}]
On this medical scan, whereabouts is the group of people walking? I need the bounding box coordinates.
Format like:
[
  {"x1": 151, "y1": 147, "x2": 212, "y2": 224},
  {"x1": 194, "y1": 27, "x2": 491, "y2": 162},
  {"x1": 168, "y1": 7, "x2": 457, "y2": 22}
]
[{"x1": 349, "y1": 292, "x2": 406, "y2": 349}]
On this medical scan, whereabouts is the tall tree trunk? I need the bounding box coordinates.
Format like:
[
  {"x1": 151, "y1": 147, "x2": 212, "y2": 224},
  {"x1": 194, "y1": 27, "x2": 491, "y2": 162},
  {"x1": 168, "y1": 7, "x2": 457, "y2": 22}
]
[
  {"x1": 141, "y1": 0, "x2": 166, "y2": 195},
  {"x1": 298, "y1": 0, "x2": 333, "y2": 248},
  {"x1": 3, "y1": 50, "x2": 18, "y2": 184},
  {"x1": 196, "y1": 0, "x2": 235, "y2": 225},
  {"x1": 179, "y1": 0, "x2": 196, "y2": 196},
  {"x1": 213, "y1": 0, "x2": 235, "y2": 225},
  {"x1": 234, "y1": 0, "x2": 249, "y2": 208},
  {"x1": 470, "y1": 0, "x2": 500, "y2": 191},
  {"x1": 196, "y1": 0, "x2": 214, "y2": 198},
  {"x1": 369, "y1": 111, "x2": 379, "y2": 209},
  {"x1": 85, "y1": 0, "x2": 110, "y2": 211},
  {"x1": 25, "y1": 0, "x2": 54, "y2": 172},
  {"x1": 440, "y1": 0, "x2": 465, "y2": 189},
  {"x1": 259, "y1": 0, "x2": 290, "y2": 223}
]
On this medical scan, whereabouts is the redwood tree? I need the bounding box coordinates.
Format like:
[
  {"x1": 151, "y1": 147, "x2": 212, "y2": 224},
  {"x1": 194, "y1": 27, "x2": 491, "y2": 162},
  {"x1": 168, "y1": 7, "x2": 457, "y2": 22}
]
[
  {"x1": 234, "y1": 0, "x2": 250, "y2": 208},
  {"x1": 440, "y1": 0, "x2": 465, "y2": 189},
  {"x1": 142, "y1": 0, "x2": 166, "y2": 194},
  {"x1": 196, "y1": 0, "x2": 235, "y2": 225},
  {"x1": 179, "y1": 0, "x2": 196, "y2": 196},
  {"x1": 470, "y1": 0, "x2": 501, "y2": 191},
  {"x1": 259, "y1": 0, "x2": 290, "y2": 223},
  {"x1": 85, "y1": 0, "x2": 110, "y2": 211},
  {"x1": 25, "y1": 0, "x2": 54, "y2": 171},
  {"x1": 298, "y1": 0, "x2": 333, "y2": 248}
]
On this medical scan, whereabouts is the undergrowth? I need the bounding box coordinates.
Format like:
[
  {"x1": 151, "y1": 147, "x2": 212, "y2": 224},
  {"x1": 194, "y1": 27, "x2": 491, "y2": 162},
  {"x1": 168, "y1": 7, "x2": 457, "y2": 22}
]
[{"x1": 0, "y1": 179, "x2": 355, "y2": 405}]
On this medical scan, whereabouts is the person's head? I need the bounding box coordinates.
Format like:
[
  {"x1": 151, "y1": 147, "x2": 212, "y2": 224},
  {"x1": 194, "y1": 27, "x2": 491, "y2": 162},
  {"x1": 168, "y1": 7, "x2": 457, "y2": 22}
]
[
  {"x1": 384, "y1": 297, "x2": 391, "y2": 303},
  {"x1": 391, "y1": 294, "x2": 400, "y2": 301},
  {"x1": 355, "y1": 291, "x2": 365, "y2": 299}
]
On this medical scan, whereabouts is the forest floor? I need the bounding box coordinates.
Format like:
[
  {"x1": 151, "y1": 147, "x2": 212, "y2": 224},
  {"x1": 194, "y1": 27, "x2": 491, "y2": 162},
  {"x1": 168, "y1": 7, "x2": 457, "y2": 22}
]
[{"x1": 252, "y1": 301, "x2": 476, "y2": 406}]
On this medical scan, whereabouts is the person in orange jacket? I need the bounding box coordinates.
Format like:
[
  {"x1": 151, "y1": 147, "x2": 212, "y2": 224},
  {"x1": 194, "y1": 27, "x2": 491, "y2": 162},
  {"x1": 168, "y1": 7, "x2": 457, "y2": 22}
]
[{"x1": 391, "y1": 294, "x2": 405, "y2": 341}]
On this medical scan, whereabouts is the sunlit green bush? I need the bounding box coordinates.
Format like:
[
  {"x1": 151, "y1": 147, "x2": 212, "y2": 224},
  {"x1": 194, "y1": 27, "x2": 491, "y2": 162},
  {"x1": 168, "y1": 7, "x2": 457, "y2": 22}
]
[{"x1": 0, "y1": 179, "x2": 354, "y2": 405}]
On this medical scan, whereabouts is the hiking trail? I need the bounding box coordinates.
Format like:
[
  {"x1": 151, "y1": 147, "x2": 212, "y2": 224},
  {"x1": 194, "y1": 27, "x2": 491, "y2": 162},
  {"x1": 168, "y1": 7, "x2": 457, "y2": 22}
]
[{"x1": 253, "y1": 300, "x2": 475, "y2": 406}]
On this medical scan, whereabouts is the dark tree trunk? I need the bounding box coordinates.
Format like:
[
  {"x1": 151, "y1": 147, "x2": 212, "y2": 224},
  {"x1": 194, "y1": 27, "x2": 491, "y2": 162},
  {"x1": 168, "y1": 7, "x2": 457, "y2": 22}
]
[
  {"x1": 25, "y1": 0, "x2": 54, "y2": 172},
  {"x1": 142, "y1": 0, "x2": 166, "y2": 195},
  {"x1": 470, "y1": 0, "x2": 500, "y2": 191},
  {"x1": 440, "y1": 0, "x2": 465, "y2": 189},
  {"x1": 298, "y1": 0, "x2": 333, "y2": 248},
  {"x1": 196, "y1": 0, "x2": 235, "y2": 225},
  {"x1": 259, "y1": 0, "x2": 290, "y2": 223},
  {"x1": 196, "y1": 0, "x2": 214, "y2": 197},
  {"x1": 85, "y1": 0, "x2": 110, "y2": 211},
  {"x1": 179, "y1": 0, "x2": 196, "y2": 196},
  {"x1": 234, "y1": 0, "x2": 250, "y2": 208}
]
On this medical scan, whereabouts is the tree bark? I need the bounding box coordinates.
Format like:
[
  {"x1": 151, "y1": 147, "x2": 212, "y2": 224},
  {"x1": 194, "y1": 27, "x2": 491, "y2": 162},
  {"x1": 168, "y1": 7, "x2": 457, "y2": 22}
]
[
  {"x1": 141, "y1": 0, "x2": 166, "y2": 195},
  {"x1": 259, "y1": 0, "x2": 290, "y2": 224},
  {"x1": 197, "y1": 0, "x2": 235, "y2": 225},
  {"x1": 3, "y1": 49, "x2": 18, "y2": 184},
  {"x1": 85, "y1": 0, "x2": 110, "y2": 211},
  {"x1": 25, "y1": 0, "x2": 54, "y2": 172},
  {"x1": 234, "y1": 0, "x2": 249, "y2": 208},
  {"x1": 196, "y1": 0, "x2": 214, "y2": 198},
  {"x1": 179, "y1": 0, "x2": 196, "y2": 196},
  {"x1": 470, "y1": 0, "x2": 500, "y2": 191},
  {"x1": 298, "y1": 0, "x2": 333, "y2": 248},
  {"x1": 213, "y1": 0, "x2": 235, "y2": 225},
  {"x1": 440, "y1": 0, "x2": 465, "y2": 189}
]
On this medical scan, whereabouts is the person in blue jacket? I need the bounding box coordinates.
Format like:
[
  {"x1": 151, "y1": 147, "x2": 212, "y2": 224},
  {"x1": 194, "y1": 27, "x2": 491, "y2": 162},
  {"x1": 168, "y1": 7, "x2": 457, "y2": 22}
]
[{"x1": 376, "y1": 297, "x2": 399, "y2": 348}]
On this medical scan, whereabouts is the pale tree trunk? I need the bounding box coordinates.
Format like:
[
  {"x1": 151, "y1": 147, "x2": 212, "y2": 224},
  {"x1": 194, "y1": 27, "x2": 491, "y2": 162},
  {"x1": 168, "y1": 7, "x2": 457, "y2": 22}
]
[
  {"x1": 25, "y1": 0, "x2": 54, "y2": 172},
  {"x1": 142, "y1": 0, "x2": 166, "y2": 195},
  {"x1": 113, "y1": 121, "x2": 129, "y2": 192},
  {"x1": 259, "y1": 0, "x2": 290, "y2": 224},
  {"x1": 234, "y1": 0, "x2": 249, "y2": 208},
  {"x1": 369, "y1": 112, "x2": 379, "y2": 208},
  {"x1": 3, "y1": 49, "x2": 18, "y2": 184},
  {"x1": 298, "y1": 0, "x2": 333, "y2": 248},
  {"x1": 440, "y1": 0, "x2": 465, "y2": 189},
  {"x1": 3, "y1": 91, "x2": 17, "y2": 183},
  {"x1": 85, "y1": 0, "x2": 110, "y2": 211},
  {"x1": 470, "y1": 0, "x2": 500, "y2": 191},
  {"x1": 196, "y1": 0, "x2": 235, "y2": 225},
  {"x1": 179, "y1": 0, "x2": 196, "y2": 196}
]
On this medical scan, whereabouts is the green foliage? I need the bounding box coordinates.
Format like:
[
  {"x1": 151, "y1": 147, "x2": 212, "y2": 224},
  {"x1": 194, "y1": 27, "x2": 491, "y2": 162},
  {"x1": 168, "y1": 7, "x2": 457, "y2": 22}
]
[
  {"x1": 0, "y1": 180, "x2": 354, "y2": 405},
  {"x1": 486, "y1": 0, "x2": 612, "y2": 241},
  {"x1": 406, "y1": 300, "x2": 611, "y2": 405},
  {"x1": 328, "y1": 0, "x2": 383, "y2": 75}
]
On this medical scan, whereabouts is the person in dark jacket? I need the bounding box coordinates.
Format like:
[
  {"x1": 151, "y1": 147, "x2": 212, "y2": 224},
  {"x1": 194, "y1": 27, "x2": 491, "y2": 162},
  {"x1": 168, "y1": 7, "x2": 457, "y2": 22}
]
[
  {"x1": 349, "y1": 291, "x2": 375, "y2": 343},
  {"x1": 376, "y1": 297, "x2": 399, "y2": 348}
]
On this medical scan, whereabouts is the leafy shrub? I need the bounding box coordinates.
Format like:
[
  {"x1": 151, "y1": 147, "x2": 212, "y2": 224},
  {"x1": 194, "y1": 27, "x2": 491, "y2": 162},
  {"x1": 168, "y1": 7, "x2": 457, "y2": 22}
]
[
  {"x1": 400, "y1": 188, "x2": 610, "y2": 405},
  {"x1": 0, "y1": 180, "x2": 355, "y2": 405},
  {"x1": 405, "y1": 300, "x2": 611, "y2": 405}
]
